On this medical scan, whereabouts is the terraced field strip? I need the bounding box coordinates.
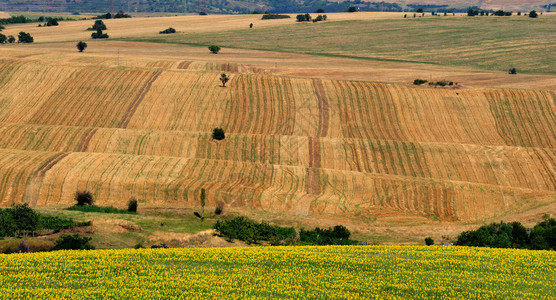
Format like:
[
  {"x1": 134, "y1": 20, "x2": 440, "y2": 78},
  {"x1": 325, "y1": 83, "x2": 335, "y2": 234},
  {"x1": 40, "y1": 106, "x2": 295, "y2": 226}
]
[
  {"x1": 0, "y1": 148, "x2": 553, "y2": 221},
  {"x1": 2, "y1": 123, "x2": 556, "y2": 192}
]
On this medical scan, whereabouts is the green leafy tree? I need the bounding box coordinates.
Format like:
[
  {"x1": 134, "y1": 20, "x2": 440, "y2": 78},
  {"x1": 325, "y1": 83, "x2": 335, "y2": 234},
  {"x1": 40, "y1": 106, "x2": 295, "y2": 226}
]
[
  {"x1": 0, "y1": 33, "x2": 6, "y2": 44},
  {"x1": 46, "y1": 18, "x2": 59, "y2": 26},
  {"x1": 75, "y1": 191, "x2": 94, "y2": 206},
  {"x1": 53, "y1": 234, "x2": 95, "y2": 250},
  {"x1": 10, "y1": 204, "x2": 39, "y2": 236},
  {"x1": 18, "y1": 32, "x2": 34, "y2": 43},
  {"x1": 208, "y1": 45, "x2": 221, "y2": 54},
  {"x1": 0, "y1": 210, "x2": 16, "y2": 236},
  {"x1": 8, "y1": 35, "x2": 15, "y2": 43},
  {"x1": 529, "y1": 10, "x2": 538, "y2": 18},
  {"x1": 91, "y1": 20, "x2": 107, "y2": 31},
  {"x1": 220, "y1": 73, "x2": 230, "y2": 87},
  {"x1": 425, "y1": 237, "x2": 434, "y2": 245},
  {"x1": 127, "y1": 197, "x2": 138, "y2": 212},
  {"x1": 76, "y1": 41, "x2": 87, "y2": 52},
  {"x1": 212, "y1": 128, "x2": 225, "y2": 140},
  {"x1": 91, "y1": 30, "x2": 109, "y2": 39}
]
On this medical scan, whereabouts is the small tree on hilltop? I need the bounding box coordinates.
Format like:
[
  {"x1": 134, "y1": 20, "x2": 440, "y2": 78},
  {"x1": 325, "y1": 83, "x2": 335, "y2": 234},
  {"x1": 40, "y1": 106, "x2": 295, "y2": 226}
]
[
  {"x1": 76, "y1": 41, "x2": 87, "y2": 52},
  {"x1": 212, "y1": 128, "x2": 225, "y2": 140},
  {"x1": 220, "y1": 73, "x2": 230, "y2": 87},
  {"x1": 208, "y1": 45, "x2": 221, "y2": 54}
]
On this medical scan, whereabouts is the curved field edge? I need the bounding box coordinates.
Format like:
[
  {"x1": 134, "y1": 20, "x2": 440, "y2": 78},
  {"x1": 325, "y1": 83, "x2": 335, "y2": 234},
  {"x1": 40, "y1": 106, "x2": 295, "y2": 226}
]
[
  {"x1": 0, "y1": 245, "x2": 554, "y2": 299},
  {"x1": 125, "y1": 17, "x2": 556, "y2": 74}
]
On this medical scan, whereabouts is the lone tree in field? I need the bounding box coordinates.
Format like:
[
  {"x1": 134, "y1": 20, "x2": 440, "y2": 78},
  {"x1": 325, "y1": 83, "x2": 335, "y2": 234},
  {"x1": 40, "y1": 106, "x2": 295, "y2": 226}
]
[
  {"x1": 220, "y1": 73, "x2": 230, "y2": 87},
  {"x1": 193, "y1": 188, "x2": 206, "y2": 221},
  {"x1": 0, "y1": 33, "x2": 6, "y2": 44},
  {"x1": 508, "y1": 67, "x2": 517, "y2": 75},
  {"x1": 7, "y1": 35, "x2": 15, "y2": 43},
  {"x1": 200, "y1": 188, "x2": 206, "y2": 220},
  {"x1": 75, "y1": 191, "x2": 94, "y2": 206},
  {"x1": 529, "y1": 10, "x2": 538, "y2": 18},
  {"x1": 76, "y1": 41, "x2": 87, "y2": 52},
  {"x1": 91, "y1": 20, "x2": 107, "y2": 31},
  {"x1": 18, "y1": 32, "x2": 34, "y2": 43},
  {"x1": 208, "y1": 45, "x2": 221, "y2": 54},
  {"x1": 212, "y1": 128, "x2": 225, "y2": 140}
]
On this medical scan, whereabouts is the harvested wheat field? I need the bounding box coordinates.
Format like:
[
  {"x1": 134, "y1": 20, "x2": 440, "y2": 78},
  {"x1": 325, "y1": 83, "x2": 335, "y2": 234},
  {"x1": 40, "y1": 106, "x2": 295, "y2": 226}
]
[{"x1": 0, "y1": 13, "x2": 555, "y2": 239}]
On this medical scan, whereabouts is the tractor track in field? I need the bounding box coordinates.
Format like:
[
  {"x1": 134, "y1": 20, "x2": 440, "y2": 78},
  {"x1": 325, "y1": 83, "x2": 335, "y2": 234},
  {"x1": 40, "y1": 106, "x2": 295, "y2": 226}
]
[
  {"x1": 25, "y1": 152, "x2": 69, "y2": 207},
  {"x1": 119, "y1": 70, "x2": 162, "y2": 128},
  {"x1": 76, "y1": 128, "x2": 98, "y2": 152},
  {"x1": 177, "y1": 61, "x2": 192, "y2": 70},
  {"x1": 313, "y1": 79, "x2": 330, "y2": 138}
]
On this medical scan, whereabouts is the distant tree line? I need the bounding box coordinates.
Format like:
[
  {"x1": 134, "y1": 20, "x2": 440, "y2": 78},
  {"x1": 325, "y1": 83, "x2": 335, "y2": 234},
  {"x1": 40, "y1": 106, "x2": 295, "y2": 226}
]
[
  {"x1": 93, "y1": 10, "x2": 132, "y2": 19},
  {"x1": 455, "y1": 216, "x2": 556, "y2": 250}
]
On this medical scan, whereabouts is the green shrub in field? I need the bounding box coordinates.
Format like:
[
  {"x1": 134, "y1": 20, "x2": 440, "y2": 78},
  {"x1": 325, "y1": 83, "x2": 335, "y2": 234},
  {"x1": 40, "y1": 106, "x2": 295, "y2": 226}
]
[
  {"x1": 413, "y1": 79, "x2": 427, "y2": 85},
  {"x1": 425, "y1": 237, "x2": 434, "y2": 245},
  {"x1": 0, "y1": 210, "x2": 17, "y2": 237},
  {"x1": 212, "y1": 128, "x2": 225, "y2": 140},
  {"x1": 75, "y1": 191, "x2": 94, "y2": 206},
  {"x1": 261, "y1": 14, "x2": 290, "y2": 20},
  {"x1": 39, "y1": 215, "x2": 91, "y2": 233},
  {"x1": 18, "y1": 32, "x2": 34, "y2": 43},
  {"x1": 0, "y1": 205, "x2": 90, "y2": 237},
  {"x1": 66, "y1": 204, "x2": 136, "y2": 214},
  {"x1": 127, "y1": 197, "x2": 138, "y2": 213},
  {"x1": 159, "y1": 27, "x2": 176, "y2": 34},
  {"x1": 208, "y1": 45, "x2": 221, "y2": 54},
  {"x1": 53, "y1": 234, "x2": 94, "y2": 250},
  {"x1": 299, "y1": 225, "x2": 358, "y2": 245},
  {"x1": 214, "y1": 216, "x2": 295, "y2": 244}
]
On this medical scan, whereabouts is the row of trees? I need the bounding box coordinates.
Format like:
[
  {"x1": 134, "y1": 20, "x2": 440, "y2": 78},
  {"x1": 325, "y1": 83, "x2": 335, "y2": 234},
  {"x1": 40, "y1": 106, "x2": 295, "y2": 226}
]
[
  {"x1": 214, "y1": 216, "x2": 359, "y2": 245},
  {"x1": 0, "y1": 32, "x2": 33, "y2": 44},
  {"x1": 468, "y1": 8, "x2": 539, "y2": 17},
  {"x1": 455, "y1": 216, "x2": 556, "y2": 250},
  {"x1": 296, "y1": 13, "x2": 327, "y2": 22}
]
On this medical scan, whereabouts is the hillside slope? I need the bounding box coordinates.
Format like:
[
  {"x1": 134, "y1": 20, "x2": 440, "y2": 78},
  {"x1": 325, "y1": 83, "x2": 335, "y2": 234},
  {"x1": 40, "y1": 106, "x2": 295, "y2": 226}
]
[{"x1": 0, "y1": 53, "x2": 554, "y2": 225}]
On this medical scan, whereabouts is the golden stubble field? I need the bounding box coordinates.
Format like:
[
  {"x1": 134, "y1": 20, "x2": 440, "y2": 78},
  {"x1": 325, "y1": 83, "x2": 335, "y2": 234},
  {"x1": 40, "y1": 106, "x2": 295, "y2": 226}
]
[{"x1": 0, "y1": 13, "x2": 555, "y2": 240}]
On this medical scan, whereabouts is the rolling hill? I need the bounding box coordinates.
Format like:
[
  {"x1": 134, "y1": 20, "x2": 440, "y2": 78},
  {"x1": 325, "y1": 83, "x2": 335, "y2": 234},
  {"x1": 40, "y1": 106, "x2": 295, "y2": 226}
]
[{"x1": 0, "y1": 14, "x2": 554, "y2": 239}]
